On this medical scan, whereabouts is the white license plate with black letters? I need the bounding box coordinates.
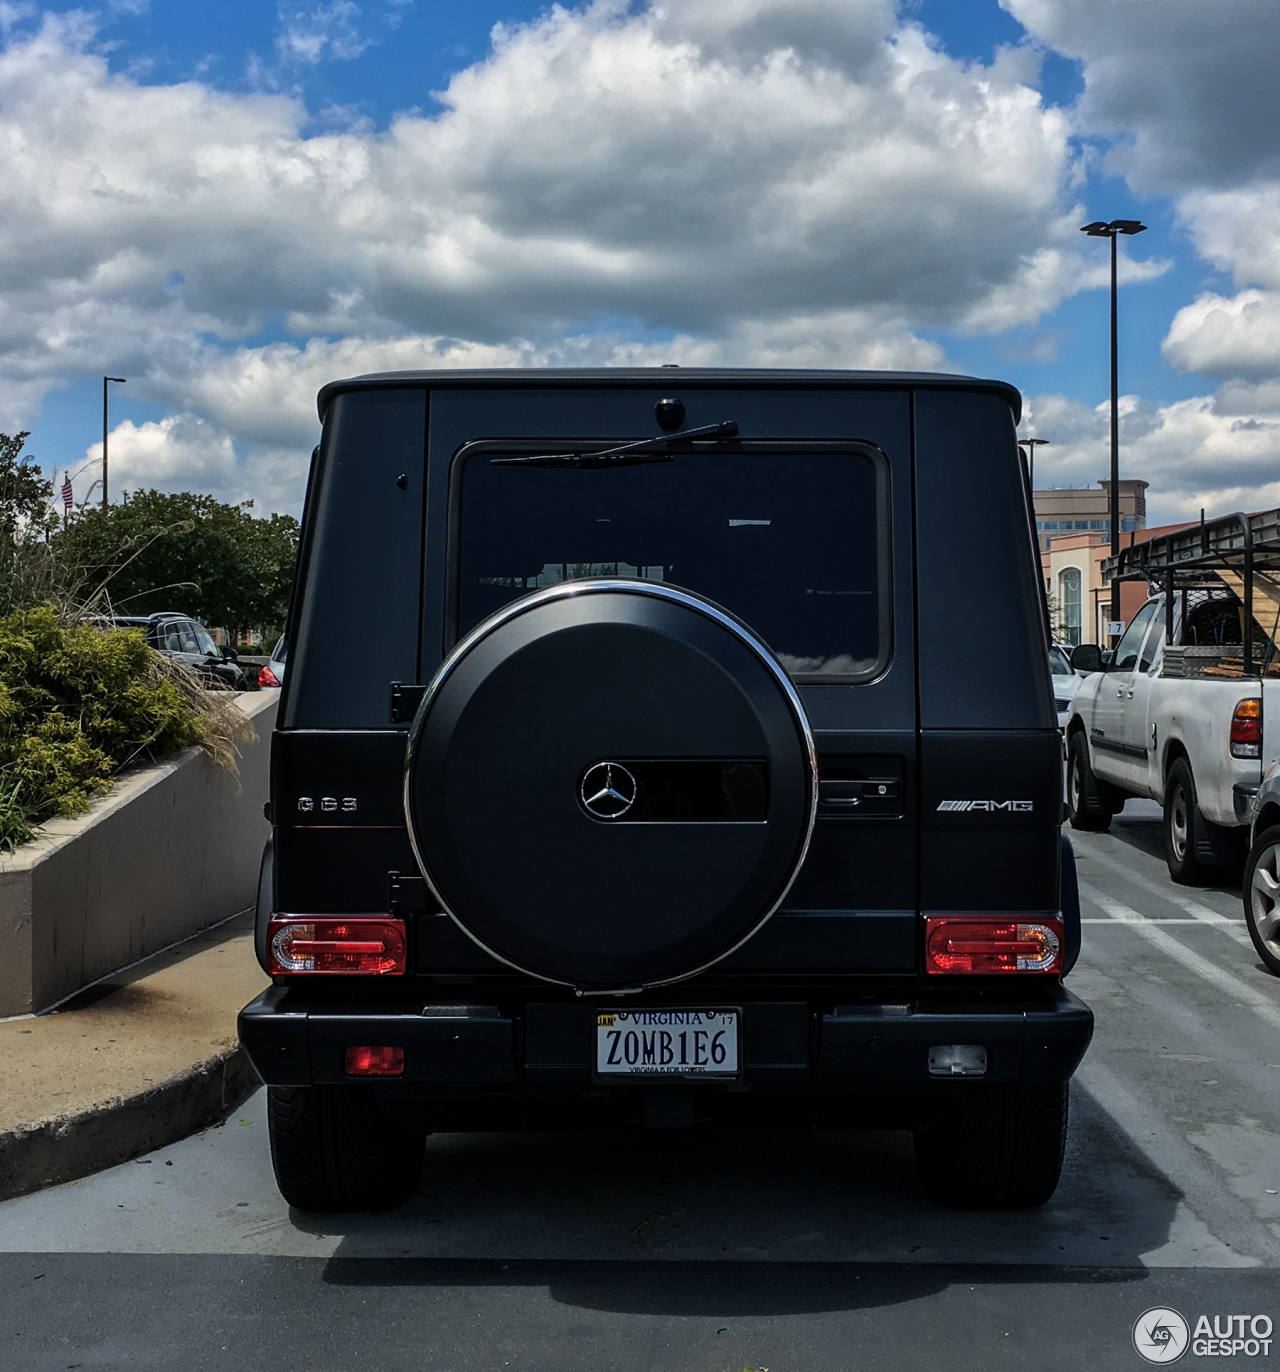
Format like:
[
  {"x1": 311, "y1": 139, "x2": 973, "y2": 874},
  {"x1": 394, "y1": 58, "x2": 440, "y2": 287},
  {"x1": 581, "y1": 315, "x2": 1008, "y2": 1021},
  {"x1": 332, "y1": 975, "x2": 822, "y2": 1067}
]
[{"x1": 596, "y1": 1009, "x2": 739, "y2": 1077}]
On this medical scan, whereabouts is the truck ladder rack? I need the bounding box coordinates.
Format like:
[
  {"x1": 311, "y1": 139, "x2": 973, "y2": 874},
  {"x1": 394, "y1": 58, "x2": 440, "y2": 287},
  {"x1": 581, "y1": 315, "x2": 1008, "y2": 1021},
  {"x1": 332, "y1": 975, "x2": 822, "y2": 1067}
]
[{"x1": 1101, "y1": 506, "x2": 1280, "y2": 678}]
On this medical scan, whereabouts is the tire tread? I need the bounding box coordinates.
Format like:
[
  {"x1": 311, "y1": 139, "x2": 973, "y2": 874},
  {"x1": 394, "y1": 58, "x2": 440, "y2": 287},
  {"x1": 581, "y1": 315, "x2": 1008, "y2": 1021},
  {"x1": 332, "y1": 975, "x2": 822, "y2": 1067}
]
[
  {"x1": 915, "y1": 1083, "x2": 1068, "y2": 1208},
  {"x1": 1067, "y1": 734, "x2": 1112, "y2": 833},
  {"x1": 267, "y1": 1084, "x2": 424, "y2": 1211}
]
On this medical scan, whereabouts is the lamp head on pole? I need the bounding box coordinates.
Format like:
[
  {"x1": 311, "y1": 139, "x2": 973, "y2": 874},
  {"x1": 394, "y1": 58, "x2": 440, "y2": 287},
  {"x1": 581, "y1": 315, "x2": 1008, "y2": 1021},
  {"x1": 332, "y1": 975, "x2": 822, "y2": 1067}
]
[
  {"x1": 1080, "y1": 219, "x2": 1147, "y2": 238},
  {"x1": 106, "y1": 377, "x2": 126, "y2": 385}
]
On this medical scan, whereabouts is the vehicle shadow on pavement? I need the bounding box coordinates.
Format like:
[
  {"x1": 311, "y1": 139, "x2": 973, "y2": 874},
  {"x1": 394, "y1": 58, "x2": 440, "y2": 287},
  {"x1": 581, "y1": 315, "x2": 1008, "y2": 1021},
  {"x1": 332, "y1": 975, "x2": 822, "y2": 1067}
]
[
  {"x1": 1103, "y1": 808, "x2": 1244, "y2": 898},
  {"x1": 309, "y1": 1089, "x2": 1179, "y2": 1313},
  {"x1": 318, "y1": 1255, "x2": 1148, "y2": 1316}
]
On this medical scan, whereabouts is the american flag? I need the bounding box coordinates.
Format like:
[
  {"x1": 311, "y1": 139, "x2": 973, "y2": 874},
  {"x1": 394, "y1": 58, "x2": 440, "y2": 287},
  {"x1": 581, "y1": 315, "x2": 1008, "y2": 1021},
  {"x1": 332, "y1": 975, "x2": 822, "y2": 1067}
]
[{"x1": 61, "y1": 475, "x2": 73, "y2": 513}]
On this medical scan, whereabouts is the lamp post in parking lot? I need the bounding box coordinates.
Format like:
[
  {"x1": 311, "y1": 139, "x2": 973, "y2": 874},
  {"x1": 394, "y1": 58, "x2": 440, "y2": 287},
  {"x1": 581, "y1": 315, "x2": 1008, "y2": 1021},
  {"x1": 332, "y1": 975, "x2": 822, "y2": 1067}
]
[
  {"x1": 102, "y1": 375, "x2": 126, "y2": 508},
  {"x1": 1017, "y1": 436, "x2": 1049, "y2": 492},
  {"x1": 1080, "y1": 218, "x2": 1147, "y2": 639}
]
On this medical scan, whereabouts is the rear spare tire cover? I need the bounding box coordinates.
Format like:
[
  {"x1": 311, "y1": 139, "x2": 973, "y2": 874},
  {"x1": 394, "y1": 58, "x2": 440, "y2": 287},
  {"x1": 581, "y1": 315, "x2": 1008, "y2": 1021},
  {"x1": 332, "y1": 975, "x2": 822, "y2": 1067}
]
[{"x1": 405, "y1": 580, "x2": 817, "y2": 991}]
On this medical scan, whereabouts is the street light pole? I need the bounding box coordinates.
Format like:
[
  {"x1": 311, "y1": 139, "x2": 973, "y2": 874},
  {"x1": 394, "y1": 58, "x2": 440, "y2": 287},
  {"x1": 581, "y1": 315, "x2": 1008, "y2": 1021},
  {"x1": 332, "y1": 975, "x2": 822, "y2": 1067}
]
[
  {"x1": 1017, "y1": 437, "x2": 1050, "y2": 492},
  {"x1": 102, "y1": 376, "x2": 126, "y2": 509},
  {"x1": 1081, "y1": 218, "x2": 1146, "y2": 640}
]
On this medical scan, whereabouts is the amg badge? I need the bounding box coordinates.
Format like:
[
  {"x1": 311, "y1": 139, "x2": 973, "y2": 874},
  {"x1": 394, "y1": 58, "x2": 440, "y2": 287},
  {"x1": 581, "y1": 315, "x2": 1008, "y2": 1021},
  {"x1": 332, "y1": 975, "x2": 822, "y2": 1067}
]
[{"x1": 936, "y1": 799, "x2": 1034, "y2": 812}]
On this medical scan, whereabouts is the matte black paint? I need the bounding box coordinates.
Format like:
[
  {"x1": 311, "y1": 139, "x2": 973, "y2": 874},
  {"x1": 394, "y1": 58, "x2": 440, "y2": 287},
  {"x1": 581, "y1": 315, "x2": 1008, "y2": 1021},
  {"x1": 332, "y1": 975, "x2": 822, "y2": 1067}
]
[
  {"x1": 244, "y1": 369, "x2": 1090, "y2": 1106},
  {"x1": 404, "y1": 584, "x2": 816, "y2": 989}
]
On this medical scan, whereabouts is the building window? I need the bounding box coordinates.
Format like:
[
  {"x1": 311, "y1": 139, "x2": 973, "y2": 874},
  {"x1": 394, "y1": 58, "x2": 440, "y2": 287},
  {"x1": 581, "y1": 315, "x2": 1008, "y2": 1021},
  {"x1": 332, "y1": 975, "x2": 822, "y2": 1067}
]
[
  {"x1": 1059, "y1": 567, "x2": 1082, "y2": 646},
  {"x1": 1043, "y1": 520, "x2": 1058, "y2": 530},
  {"x1": 1089, "y1": 520, "x2": 1104, "y2": 529},
  {"x1": 1074, "y1": 520, "x2": 1088, "y2": 529}
]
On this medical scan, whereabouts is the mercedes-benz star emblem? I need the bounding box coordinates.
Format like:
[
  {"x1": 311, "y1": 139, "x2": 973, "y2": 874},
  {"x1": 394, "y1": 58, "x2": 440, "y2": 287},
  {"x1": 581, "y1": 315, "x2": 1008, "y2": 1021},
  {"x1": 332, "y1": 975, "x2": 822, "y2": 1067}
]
[{"x1": 580, "y1": 762, "x2": 638, "y2": 820}]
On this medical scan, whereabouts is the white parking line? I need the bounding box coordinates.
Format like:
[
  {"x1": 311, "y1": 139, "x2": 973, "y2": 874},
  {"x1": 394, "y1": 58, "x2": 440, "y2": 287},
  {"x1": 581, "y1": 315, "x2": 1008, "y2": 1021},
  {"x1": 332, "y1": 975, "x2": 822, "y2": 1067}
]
[
  {"x1": 1082, "y1": 918, "x2": 1222, "y2": 924},
  {"x1": 1078, "y1": 880, "x2": 1280, "y2": 1032},
  {"x1": 1077, "y1": 839, "x2": 1250, "y2": 944}
]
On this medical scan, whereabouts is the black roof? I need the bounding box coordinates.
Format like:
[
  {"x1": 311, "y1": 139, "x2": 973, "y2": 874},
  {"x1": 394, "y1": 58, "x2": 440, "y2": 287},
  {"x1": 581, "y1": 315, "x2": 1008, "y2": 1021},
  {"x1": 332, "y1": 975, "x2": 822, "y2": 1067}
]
[{"x1": 316, "y1": 367, "x2": 1022, "y2": 425}]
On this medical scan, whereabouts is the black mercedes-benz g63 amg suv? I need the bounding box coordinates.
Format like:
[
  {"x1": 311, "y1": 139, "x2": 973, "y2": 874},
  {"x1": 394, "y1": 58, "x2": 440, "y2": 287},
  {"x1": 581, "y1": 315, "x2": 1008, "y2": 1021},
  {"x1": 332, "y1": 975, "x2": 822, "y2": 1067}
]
[{"x1": 239, "y1": 368, "x2": 1091, "y2": 1211}]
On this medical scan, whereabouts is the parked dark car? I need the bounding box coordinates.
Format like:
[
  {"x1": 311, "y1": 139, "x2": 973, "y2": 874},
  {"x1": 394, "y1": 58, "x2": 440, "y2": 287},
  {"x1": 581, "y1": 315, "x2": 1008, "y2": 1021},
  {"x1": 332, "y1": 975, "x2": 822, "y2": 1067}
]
[
  {"x1": 238, "y1": 368, "x2": 1091, "y2": 1213},
  {"x1": 112, "y1": 613, "x2": 247, "y2": 691}
]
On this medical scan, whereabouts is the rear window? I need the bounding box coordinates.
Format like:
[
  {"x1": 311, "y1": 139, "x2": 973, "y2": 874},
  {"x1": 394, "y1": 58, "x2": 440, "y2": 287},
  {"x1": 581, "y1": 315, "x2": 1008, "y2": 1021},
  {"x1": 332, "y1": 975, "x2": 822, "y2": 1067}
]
[{"x1": 450, "y1": 443, "x2": 890, "y2": 683}]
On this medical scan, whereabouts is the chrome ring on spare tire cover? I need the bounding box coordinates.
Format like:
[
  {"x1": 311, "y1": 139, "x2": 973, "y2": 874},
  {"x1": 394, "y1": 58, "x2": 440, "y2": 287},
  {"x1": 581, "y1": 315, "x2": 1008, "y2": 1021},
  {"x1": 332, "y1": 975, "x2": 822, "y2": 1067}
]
[{"x1": 404, "y1": 579, "x2": 819, "y2": 994}]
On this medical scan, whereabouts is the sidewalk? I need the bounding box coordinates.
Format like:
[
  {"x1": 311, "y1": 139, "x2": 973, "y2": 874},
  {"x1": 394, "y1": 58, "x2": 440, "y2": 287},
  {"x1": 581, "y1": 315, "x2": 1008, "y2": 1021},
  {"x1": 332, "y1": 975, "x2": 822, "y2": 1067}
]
[{"x1": 0, "y1": 912, "x2": 269, "y2": 1201}]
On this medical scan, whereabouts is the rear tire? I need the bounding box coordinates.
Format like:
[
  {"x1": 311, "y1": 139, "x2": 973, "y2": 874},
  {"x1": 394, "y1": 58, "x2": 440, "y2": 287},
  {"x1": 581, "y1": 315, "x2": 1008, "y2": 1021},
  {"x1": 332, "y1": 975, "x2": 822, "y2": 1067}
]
[
  {"x1": 267, "y1": 1084, "x2": 425, "y2": 1211},
  {"x1": 1243, "y1": 824, "x2": 1280, "y2": 976},
  {"x1": 1066, "y1": 733, "x2": 1112, "y2": 833},
  {"x1": 914, "y1": 1083, "x2": 1068, "y2": 1208},
  {"x1": 1164, "y1": 757, "x2": 1220, "y2": 885}
]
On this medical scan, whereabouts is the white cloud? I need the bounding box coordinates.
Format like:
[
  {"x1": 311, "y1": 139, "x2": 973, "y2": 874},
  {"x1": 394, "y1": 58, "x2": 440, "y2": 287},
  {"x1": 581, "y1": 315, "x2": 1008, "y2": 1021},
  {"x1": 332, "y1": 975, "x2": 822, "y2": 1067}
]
[
  {"x1": 0, "y1": 2, "x2": 1112, "y2": 511},
  {"x1": 1023, "y1": 385, "x2": 1280, "y2": 526},
  {"x1": 998, "y1": 1, "x2": 1280, "y2": 491},
  {"x1": 277, "y1": 2, "x2": 370, "y2": 66},
  {"x1": 87, "y1": 413, "x2": 238, "y2": 495},
  {"x1": 1157, "y1": 186, "x2": 1280, "y2": 384},
  {"x1": 148, "y1": 311, "x2": 948, "y2": 460},
  {"x1": 1163, "y1": 289, "x2": 1280, "y2": 381},
  {"x1": 1002, "y1": 0, "x2": 1280, "y2": 195}
]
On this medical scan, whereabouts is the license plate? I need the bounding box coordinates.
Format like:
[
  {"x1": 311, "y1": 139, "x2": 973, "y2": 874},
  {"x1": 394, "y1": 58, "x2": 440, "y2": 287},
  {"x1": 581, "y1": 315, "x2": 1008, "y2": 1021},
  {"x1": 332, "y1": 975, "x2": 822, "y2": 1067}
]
[{"x1": 596, "y1": 1009, "x2": 739, "y2": 1078}]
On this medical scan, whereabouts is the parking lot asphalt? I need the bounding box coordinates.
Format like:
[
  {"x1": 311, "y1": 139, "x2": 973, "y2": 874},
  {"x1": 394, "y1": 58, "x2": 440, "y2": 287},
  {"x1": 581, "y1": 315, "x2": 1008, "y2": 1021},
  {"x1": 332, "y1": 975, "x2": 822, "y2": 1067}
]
[{"x1": 2, "y1": 799, "x2": 1279, "y2": 1371}]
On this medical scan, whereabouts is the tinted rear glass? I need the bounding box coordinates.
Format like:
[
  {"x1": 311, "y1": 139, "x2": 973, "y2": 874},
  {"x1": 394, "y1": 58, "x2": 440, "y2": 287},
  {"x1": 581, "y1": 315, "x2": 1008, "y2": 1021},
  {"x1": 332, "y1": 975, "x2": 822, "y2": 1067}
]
[{"x1": 453, "y1": 446, "x2": 889, "y2": 682}]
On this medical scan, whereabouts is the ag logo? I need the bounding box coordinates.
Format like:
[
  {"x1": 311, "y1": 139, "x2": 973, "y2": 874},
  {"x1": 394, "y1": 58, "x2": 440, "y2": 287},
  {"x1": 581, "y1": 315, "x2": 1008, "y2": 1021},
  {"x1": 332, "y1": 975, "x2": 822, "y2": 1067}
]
[{"x1": 1133, "y1": 1308, "x2": 1190, "y2": 1364}]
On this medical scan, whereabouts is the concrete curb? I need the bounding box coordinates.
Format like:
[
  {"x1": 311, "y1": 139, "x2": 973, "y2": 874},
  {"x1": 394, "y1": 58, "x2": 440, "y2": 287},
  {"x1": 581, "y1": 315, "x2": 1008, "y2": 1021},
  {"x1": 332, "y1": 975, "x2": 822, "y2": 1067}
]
[{"x1": 0, "y1": 1047, "x2": 261, "y2": 1202}]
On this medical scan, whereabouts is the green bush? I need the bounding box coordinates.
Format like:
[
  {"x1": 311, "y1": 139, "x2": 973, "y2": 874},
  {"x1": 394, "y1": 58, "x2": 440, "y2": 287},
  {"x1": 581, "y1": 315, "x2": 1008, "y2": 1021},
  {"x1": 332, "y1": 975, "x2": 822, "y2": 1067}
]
[{"x1": 0, "y1": 607, "x2": 204, "y2": 848}]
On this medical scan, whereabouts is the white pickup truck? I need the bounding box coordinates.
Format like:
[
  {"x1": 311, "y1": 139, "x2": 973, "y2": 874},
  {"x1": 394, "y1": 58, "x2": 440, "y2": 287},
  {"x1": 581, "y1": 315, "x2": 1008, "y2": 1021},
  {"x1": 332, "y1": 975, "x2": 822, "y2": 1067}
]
[{"x1": 1064, "y1": 586, "x2": 1274, "y2": 883}]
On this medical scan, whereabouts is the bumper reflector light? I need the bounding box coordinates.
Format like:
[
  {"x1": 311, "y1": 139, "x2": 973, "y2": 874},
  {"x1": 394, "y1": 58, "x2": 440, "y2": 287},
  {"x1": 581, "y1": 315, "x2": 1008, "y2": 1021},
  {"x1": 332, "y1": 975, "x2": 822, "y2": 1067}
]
[
  {"x1": 928, "y1": 1044, "x2": 988, "y2": 1077},
  {"x1": 345, "y1": 1045, "x2": 405, "y2": 1077},
  {"x1": 267, "y1": 917, "x2": 407, "y2": 975},
  {"x1": 924, "y1": 916, "x2": 1062, "y2": 974}
]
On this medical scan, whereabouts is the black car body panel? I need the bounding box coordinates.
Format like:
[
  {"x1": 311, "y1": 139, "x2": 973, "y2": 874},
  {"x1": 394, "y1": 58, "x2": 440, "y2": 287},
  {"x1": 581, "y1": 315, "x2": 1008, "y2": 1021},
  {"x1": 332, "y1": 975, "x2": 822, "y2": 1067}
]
[{"x1": 244, "y1": 368, "x2": 1089, "y2": 1126}]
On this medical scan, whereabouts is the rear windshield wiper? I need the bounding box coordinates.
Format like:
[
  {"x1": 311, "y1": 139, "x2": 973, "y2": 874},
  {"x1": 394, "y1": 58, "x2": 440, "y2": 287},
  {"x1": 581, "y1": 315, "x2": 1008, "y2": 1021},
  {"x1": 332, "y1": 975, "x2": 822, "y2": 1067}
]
[{"x1": 491, "y1": 420, "x2": 739, "y2": 468}]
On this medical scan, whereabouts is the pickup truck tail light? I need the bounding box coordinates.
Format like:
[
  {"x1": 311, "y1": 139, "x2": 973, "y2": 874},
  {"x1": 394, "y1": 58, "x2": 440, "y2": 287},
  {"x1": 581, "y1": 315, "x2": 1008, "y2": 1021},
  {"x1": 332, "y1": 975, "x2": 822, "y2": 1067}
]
[
  {"x1": 924, "y1": 916, "x2": 1063, "y2": 974},
  {"x1": 267, "y1": 917, "x2": 407, "y2": 975},
  {"x1": 1231, "y1": 698, "x2": 1262, "y2": 759}
]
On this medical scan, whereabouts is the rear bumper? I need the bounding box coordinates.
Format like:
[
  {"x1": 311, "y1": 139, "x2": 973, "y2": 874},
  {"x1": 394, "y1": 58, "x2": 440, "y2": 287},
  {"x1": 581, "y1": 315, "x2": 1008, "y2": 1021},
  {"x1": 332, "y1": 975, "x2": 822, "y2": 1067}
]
[{"x1": 238, "y1": 985, "x2": 1093, "y2": 1095}]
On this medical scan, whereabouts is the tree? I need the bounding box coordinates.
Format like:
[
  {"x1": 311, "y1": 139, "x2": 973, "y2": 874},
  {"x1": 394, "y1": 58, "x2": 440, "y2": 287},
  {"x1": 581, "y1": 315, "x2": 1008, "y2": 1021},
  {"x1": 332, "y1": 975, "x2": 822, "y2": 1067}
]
[
  {"x1": 53, "y1": 490, "x2": 300, "y2": 641},
  {"x1": 0, "y1": 432, "x2": 57, "y2": 617}
]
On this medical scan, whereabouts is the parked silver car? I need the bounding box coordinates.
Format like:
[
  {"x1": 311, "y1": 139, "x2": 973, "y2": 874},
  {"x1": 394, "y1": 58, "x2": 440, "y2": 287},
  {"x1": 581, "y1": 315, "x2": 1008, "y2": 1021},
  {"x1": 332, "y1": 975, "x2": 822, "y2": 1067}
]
[
  {"x1": 1246, "y1": 772, "x2": 1280, "y2": 976},
  {"x1": 1050, "y1": 642, "x2": 1081, "y2": 731},
  {"x1": 258, "y1": 636, "x2": 286, "y2": 689}
]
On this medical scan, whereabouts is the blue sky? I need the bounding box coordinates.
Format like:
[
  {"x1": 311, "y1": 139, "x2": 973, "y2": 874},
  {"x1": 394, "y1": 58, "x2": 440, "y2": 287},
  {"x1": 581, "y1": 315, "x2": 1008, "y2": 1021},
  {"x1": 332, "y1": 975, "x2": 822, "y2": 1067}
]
[{"x1": 4, "y1": 0, "x2": 1279, "y2": 524}]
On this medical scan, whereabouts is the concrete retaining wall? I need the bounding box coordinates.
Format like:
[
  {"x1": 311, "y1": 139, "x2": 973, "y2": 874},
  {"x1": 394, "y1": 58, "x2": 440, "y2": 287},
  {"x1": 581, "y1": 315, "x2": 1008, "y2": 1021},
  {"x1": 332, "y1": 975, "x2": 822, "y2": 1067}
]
[{"x1": 0, "y1": 692, "x2": 276, "y2": 1017}]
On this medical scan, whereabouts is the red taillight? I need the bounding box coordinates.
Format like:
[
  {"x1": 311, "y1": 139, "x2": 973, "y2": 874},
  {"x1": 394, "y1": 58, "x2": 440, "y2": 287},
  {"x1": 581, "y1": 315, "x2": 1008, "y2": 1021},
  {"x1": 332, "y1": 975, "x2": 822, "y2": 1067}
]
[
  {"x1": 257, "y1": 664, "x2": 282, "y2": 688},
  {"x1": 1231, "y1": 698, "x2": 1262, "y2": 758},
  {"x1": 925, "y1": 916, "x2": 1063, "y2": 974},
  {"x1": 345, "y1": 1045, "x2": 405, "y2": 1077},
  {"x1": 267, "y1": 918, "x2": 407, "y2": 975}
]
